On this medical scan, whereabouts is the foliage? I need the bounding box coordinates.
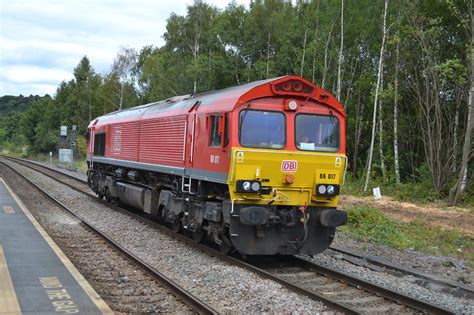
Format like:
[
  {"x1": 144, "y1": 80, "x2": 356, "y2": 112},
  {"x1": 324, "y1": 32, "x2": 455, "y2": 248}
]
[
  {"x1": 1, "y1": 0, "x2": 472, "y2": 205},
  {"x1": 344, "y1": 164, "x2": 440, "y2": 203},
  {"x1": 19, "y1": 96, "x2": 59, "y2": 153},
  {"x1": 0, "y1": 95, "x2": 45, "y2": 115},
  {"x1": 76, "y1": 136, "x2": 87, "y2": 158},
  {"x1": 342, "y1": 206, "x2": 473, "y2": 262}
]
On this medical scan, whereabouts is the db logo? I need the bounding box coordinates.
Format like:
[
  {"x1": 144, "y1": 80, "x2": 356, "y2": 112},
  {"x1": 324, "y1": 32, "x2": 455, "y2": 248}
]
[{"x1": 281, "y1": 160, "x2": 298, "y2": 172}]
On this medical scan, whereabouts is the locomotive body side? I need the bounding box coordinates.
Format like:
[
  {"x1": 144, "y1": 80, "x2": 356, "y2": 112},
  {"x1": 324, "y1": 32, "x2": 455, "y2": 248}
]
[{"x1": 87, "y1": 76, "x2": 347, "y2": 255}]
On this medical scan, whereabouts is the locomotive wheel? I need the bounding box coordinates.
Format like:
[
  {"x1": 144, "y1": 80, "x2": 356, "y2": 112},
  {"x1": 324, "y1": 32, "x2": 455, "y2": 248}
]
[
  {"x1": 192, "y1": 229, "x2": 205, "y2": 243},
  {"x1": 156, "y1": 206, "x2": 165, "y2": 223},
  {"x1": 219, "y1": 235, "x2": 233, "y2": 254},
  {"x1": 171, "y1": 219, "x2": 182, "y2": 233},
  {"x1": 105, "y1": 188, "x2": 112, "y2": 203}
]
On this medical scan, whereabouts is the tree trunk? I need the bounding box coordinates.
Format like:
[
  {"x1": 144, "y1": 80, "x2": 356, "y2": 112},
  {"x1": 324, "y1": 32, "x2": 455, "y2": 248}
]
[
  {"x1": 393, "y1": 3, "x2": 401, "y2": 184},
  {"x1": 266, "y1": 33, "x2": 271, "y2": 78},
  {"x1": 119, "y1": 82, "x2": 124, "y2": 110},
  {"x1": 378, "y1": 74, "x2": 386, "y2": 183},
  {"x1": 344, "y1": 56, "x2": 358, "y2": 111},
  {"x1": 311, "y1": 0, "x2": 321, "y2": 83},
  {"x1": 336, "y1": 0, "x2": 344, "y2": 100},
  {"x1": 300, "y1": 29, "x2": 308, "y2": 77},
  {"x1": 453, "y1": 98, "x2": 460, "y2": 161},
  {"x1": 322, "y1": 16, "x2": 337, "y2": 89},
  {"x1": 352, "y1": 92, "x2": 364, "y2": 176},
  {"x1": 364, "y1": 0, "x2": 389, "y2": 192},
  {"x1": 448, "y1": 6, "x2": 473, "y2": 205}
]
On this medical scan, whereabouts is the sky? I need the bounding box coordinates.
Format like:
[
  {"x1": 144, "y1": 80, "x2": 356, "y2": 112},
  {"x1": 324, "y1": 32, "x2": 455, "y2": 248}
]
[{"x1": 0, "y1": 0, "x2": 249, "y2": 96}]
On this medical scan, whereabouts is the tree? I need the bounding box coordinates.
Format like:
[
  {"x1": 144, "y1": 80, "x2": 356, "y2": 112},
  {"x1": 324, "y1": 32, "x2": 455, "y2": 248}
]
[
  {"x1": 20, "y1": 96, "x2": 59, "y2": 152},
  {"x1": 393, "y1": 2, "x2": 401, "y2": 184},
  {"x1": 110, "y1": 47, "x2": 139, "y2": 110},
  {"x1": 56, "y1": 56, "x2": 102, "y2": 134},
  {"x1": 336, "y1": 0, "x2": 344, "y2": 100},
  {"x1": 449, "y1": 1, "x2": 473, "y2": 205},
  {"x1": 364, "y1": 0, "x2": 389, "y2": 192}
]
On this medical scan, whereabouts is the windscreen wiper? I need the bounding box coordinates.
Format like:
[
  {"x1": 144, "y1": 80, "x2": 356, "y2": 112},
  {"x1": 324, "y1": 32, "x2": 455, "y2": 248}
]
[{"x1": 238, "y1": 103, "x2": 252, "y2": 140}]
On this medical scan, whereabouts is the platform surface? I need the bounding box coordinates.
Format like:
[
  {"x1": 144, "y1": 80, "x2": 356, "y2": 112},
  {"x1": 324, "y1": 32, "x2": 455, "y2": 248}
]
[{"x1": 0, "y1": 177, "x2": 112, "y2": 314}]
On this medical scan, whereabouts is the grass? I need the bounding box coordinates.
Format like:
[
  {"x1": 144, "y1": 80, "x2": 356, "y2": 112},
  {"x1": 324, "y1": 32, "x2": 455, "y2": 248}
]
[
  {"x1": 343, "y1": 174, "x2": 474, "y2": 209},
  {"x1": 341, "y1": 205, "x2": 474, "y2": 264}
]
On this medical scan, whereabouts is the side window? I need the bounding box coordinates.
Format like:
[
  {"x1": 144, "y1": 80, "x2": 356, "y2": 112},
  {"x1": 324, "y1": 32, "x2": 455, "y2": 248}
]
[
  {"x1": 209, "y1": 114, "x2": 222, "y2": 147},
  {"x1": 94, "y1": 133, "x2": 106, "y2": 156}
]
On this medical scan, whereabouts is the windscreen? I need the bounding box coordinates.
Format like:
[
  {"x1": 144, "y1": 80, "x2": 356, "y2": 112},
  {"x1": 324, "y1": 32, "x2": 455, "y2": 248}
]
[
  {"x1": 295, "y1": 114, "x2": 339, "y2": 152},
  {"x1": 239, "y1": 110, "x2": 285, "y2": 149}
]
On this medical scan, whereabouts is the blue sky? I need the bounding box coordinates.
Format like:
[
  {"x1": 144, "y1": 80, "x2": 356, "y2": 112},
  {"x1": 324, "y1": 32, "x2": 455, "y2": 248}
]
[{"x1": 0, "y1": 0, "x2": 248, "y2": 96}]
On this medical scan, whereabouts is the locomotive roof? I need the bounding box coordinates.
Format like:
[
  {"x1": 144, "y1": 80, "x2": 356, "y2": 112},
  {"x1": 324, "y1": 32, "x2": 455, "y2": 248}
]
[
  {"x1": 104, "y1": 76, "x2": 281, "y2": 115},
  {"x1": 90, "y1": 75, "x2": 344, "y2": 127}
]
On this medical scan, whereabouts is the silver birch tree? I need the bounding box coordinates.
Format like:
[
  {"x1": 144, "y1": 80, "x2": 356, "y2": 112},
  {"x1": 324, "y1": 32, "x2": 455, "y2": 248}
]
[
  {"x1": 336, "y1": 0, "x2": 344, "y2": 100},
  {"x1": 449, "y1": 3, "x2": 473, "y2": 205},
  {"x1": 364, "y1": 0, "x2": 389, "y2": 192}
]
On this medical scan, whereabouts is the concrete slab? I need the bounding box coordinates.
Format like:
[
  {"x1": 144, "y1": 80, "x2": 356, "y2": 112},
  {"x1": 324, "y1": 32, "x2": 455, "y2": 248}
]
[{"x1": 0, "y1": 177, "x2": 112, "y2": 314}]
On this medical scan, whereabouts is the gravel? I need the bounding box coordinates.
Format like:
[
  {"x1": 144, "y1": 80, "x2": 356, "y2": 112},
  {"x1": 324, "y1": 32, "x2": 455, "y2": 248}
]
[
  {"x1": 1, "y1": 158, "x2": 327, "y2": 314},
  {"x1": 332, "y1": 232, "x2": 473, "y2": 286},
  {"x1": 0, "y1": 162, "x2": 192, "y2": 313},
  {"x1": 19, "y1": 157, "x2": 88, "y2": 182},
  {"x1": 301, "y1": 248, "x2": 474, "y2": 314},
  {"x1": 7, "y1": 156, "x2": 474, "y2": 313}
]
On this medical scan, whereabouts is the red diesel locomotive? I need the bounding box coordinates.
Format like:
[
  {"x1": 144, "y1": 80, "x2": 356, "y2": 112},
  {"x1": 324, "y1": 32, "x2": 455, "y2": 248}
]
[{"x1": 87, "y1": 75, "x2": 347, "y2": 255}]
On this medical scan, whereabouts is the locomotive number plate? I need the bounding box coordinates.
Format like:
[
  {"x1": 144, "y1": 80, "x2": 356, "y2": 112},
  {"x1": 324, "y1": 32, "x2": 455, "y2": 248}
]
[
  {"x1": 316, "y1": 169, "x2": 339, "y2": 183},
  {"x1": 281, "y1": 160, "x2": 298, "y2": 172}
]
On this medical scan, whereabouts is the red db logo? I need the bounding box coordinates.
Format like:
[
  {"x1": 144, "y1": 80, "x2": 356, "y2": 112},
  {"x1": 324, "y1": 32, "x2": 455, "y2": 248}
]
[{"x1": 281, "y1": 160, "x2": 298, "y2": 172}]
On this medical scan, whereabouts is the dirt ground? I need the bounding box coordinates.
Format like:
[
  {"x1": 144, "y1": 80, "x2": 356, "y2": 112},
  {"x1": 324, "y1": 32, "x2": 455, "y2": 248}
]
[{"x1": 339, "y1": 195, "x2": 474, "y2": 237}]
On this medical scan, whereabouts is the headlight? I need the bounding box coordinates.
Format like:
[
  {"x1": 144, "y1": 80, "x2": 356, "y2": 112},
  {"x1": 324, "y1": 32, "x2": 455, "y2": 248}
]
[
  {"x1": 242, "y1": 181, "x2": 251, "y2": 191},
  {"x1": 318, "y1": 185, "x2": 327, "y2": 194},
  {"x1": 251, "y1": 181, "x2": 261, "y2": 192},
  {"x1": 327, "y1": 185, "x2": 335, "y2": 195},
  {"x1": 236, "y1": 180, "x2": 261, "y2": 193},
  {"x1": 316, "y1": 184, "x2": 340, "y2": 196}
]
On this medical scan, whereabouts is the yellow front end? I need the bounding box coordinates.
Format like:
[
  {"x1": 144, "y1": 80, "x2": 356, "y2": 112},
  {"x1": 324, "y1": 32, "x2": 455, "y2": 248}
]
[{"x1": 228, "y1": 147, "x2": 347, "y2": 206}]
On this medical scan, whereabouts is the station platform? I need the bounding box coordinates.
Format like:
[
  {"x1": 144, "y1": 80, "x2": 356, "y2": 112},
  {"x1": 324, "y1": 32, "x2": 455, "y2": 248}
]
[{"x1": 0, "y1": 178, "x2": 112, "y2": 314}]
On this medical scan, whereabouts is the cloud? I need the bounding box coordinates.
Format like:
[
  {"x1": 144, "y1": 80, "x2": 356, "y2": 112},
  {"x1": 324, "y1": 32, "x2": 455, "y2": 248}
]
[
  {"x1": 3, "y1": 65, "x2": 74, "y2": 84},
  {"x1": 0, "y1": 0, "x2": 249, "y2": 96}
]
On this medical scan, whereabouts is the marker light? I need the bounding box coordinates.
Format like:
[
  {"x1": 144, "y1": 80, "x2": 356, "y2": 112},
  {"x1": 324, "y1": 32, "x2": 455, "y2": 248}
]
[
  {"x1": 318, "y1": 185, "x2": 327, "y2": 195},
  {"x1": 251, "y1": 181, "x2": 261, "y2": 192}
]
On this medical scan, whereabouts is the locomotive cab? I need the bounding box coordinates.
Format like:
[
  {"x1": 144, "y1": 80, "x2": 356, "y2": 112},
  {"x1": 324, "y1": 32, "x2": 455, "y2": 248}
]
[{"x1": 225, "y1": 78, "x2": 347, "y2": 255}]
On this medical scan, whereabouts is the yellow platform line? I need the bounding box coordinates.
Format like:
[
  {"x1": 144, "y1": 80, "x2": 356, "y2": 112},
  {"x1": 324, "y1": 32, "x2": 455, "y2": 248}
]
[
  {"x1": 0, "y1": 177, "x2": 113, "y2": 314},
  {"x1": 0, "y1": 244, "x2": 22, "y2": 314}
]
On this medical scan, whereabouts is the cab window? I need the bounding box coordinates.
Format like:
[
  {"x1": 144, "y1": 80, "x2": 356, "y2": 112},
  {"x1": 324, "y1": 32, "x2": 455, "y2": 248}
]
[
  {"x1": 239, "y1": 110, "x2": 286, "y2": 149},
  {"x1": 94, "y1": 133, "x2": 106, "y2": 156},
  {"x1": 295, "y1": 114, "x2": 339, "y2": 152},
  {"x1": 209, "y1": 114, "x2": 222, "y2": 147}
]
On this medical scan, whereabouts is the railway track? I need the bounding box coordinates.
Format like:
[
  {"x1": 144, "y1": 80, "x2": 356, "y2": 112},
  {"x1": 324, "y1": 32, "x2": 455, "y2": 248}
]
[
  {"x1": 0, "y1": 157, "x2": 217, "y2": 315},
  {"x1": 1, "y1": 156, "x2": 458, "y2": 314},
  {"x1": 328, "y1": 246, "x2": 474, "y2": 300}
]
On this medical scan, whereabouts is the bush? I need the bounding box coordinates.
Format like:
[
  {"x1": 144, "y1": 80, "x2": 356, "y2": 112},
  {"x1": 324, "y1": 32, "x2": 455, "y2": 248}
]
[
  {"x1": 343, "y1": 206, "x2": 409, "y2": 248},
  {"x1": 343, "y1": 164, "x2": 440, "y2": 203}
]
